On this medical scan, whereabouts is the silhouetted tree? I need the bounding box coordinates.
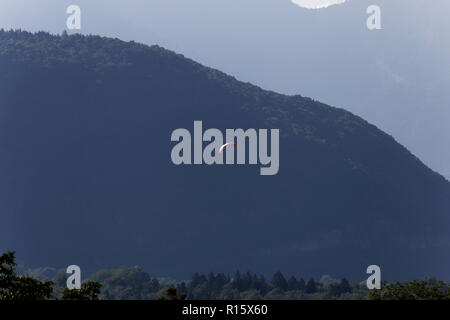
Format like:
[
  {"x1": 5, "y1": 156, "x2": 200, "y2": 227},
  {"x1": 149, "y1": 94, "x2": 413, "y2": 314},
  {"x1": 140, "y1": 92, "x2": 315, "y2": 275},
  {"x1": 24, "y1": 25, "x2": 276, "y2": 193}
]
[
  {"x1": 271, "y1": 272, "x2": 288, "y2": 291},
  {"x1": 150, "y1": 278, "x2": 160, "y2": 292},
  {"x1": 0, "y1": 251, "x2": 53, "y2": 300},
  {"x1": 298, "y1": 278, "x2": 306, "y2": 291},
  {"x1": 305, "y1": 279, "x2": 317, "y2": 294},
  {"x1": 287, "y1": 276, "x2": 299, "y2": 291},
  {"x1": 158, "y1": 287, "x2": 187, "y2": 300},
  {"x1": 339, "y1": 278, "x2": 352, "y2": 294}
]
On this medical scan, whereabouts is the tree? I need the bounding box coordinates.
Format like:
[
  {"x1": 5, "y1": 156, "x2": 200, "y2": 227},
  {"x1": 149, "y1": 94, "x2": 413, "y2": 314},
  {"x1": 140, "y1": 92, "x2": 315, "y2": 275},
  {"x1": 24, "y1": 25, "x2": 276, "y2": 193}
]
[
  {"x1": 305, "y1": 279, "x2": 317, "y2": 294},
  {"x1": 150, "y1": 278, "x2": 161, "y2": 292},
  {"x1": 177, "y1": 282, "x2": 188, "y2": 297},
  {"x1": 240, "y1": 289, "x2": 263, "y2": 300},
  {"x1": 339, "y1": 278, "x2": 352, "y2": 294},
  {"x1": 217, "y1": 284, "x2": 241, "y2": 300},
  {"x1": 287, "y1": 276, "x2": 299, "y2": 291},
  {"x1": 271, "y1": 272, "x2": 288, "y2": 291},
  {"x1": 0, "y1": 251, "x2": 53, "y2": 300},
  {"x1": 158, "y1": 287, "x2": 187, "y2": 300},
  {"x1": 87, "y1": 267, "x2": 161, "y2": 300},
  {"x1": 61, "y1": 281, "x2": 102, "y2": 300},
  {"x1": 368, "y1": 280, "x2": 450, "y2": 300},
  {"x1": 298, "y1": 278, "x2": 306, "y2": 291}
]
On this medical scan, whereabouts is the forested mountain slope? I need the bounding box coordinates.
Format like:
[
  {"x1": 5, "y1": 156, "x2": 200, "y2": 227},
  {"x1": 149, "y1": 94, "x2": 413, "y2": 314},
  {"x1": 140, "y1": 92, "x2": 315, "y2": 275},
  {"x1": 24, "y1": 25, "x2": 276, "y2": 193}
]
[{"x1": 0, "y1": 30, "x2": 449, "y2": 280}]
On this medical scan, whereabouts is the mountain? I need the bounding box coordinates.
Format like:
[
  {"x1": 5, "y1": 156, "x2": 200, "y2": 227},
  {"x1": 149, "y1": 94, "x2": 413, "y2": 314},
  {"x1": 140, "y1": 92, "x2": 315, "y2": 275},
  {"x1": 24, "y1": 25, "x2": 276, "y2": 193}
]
[{"x1": 0, "y1": 30, "x2": 449, "y2": 280}]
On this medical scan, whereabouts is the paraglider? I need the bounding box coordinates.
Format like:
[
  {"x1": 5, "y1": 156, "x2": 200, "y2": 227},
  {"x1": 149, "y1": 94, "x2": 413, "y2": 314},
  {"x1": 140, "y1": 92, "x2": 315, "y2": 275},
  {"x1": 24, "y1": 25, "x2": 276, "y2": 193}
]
[
  {"x1": 219, "y1": 142, "x2": 236, "y2": 153},
  {"x1": 170, "y1": 121, "x2": 280, "y2": 175}
]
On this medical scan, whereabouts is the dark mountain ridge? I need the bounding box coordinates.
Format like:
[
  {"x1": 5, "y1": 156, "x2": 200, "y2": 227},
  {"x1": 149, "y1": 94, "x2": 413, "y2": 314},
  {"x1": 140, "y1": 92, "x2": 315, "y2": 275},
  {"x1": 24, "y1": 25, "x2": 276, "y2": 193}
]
[{"x1": 0, "y1": 30, "x2": 449, "y2": 280}]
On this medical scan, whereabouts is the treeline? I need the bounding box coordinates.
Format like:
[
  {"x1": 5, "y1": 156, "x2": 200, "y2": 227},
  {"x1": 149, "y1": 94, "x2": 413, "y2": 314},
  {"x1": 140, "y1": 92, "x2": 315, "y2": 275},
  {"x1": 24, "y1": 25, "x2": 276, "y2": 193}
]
[
  {"x1": 175, "y1": 271, "x2": 364, "y2": 300},
  {"x1": 61, "y1": 267, "x2": 366, "y2": 300},
  {"x1": 3, "y1": 251, "x2": 450, "y2": 300}
]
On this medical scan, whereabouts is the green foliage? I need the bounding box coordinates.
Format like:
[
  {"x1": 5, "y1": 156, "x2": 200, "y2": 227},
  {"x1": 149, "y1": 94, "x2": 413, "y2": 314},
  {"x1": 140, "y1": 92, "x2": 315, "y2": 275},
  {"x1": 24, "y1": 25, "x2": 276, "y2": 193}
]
[
  {"x1": 87, "y1": 267, "x2": 163, "y2": 300},
  {"x1": 271, "y1": 272, "x2": 288, "y2": 291},
  {"x1": 1, "y1": 251, "x2": 102, "y2": 300},
  {"x1": 184, "y1": 272, "x2": 366, "y2": 300},
  {"x1": 216, "y1": 284, "x2": 241, "y2": 300},
  {"x1": 158, "y1": 287, "x2": 187, "y2": 301},
  {"x1": 368, "y1": 280, "x2": 450, "y2": 300},
  {"x1": 305, "y1": 279, "x2": 317, "y2": 294},
  {"x1": 7, "y1": 250, "x2": 447, "y2": 301},
  {"x1": 50, "y1": 266, "x2": 368, "y2": 300},
  {"x1": 0, "y1": 251, "x2": 53, "y2": 300},
  {"x1": 328, "y1": 278, "x2": 352, "y2": 296},
  {"x1": 1, "y1": 276, "x2": 54, "y2": 301},
  {"x1": 61, "y1": 282, "x2": 102, "y2": 300}
]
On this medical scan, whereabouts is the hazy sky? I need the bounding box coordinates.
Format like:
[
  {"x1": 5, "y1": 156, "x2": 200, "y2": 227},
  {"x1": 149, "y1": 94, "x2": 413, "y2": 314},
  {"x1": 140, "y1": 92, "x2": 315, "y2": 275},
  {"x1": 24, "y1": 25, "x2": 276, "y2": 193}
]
[{"x1": 0, "y1": 0, "x2": 449, "y2": 177}]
